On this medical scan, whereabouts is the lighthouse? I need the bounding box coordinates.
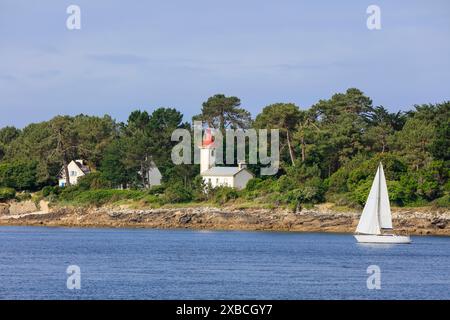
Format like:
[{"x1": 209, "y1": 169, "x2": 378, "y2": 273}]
[
  {"x1": 199, "y1": 128, "x2": 254, "y2": 190},
  {"x1": 199, "y1": 128, "x2": 216, "y2": 174}
]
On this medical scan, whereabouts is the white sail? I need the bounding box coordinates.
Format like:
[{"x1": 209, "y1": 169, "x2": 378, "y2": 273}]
[
  {"x1": 355, "y1": 165, "x2": 381, "y2": 235},
  {"x1": 378, "y1": 163, "x2": 393, "y2": 229},
  {"x1": 354, "y1": 163, "x2": 411, "y2": 244}
]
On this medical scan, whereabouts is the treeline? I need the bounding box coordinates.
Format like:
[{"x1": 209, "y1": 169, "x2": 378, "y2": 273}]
[{"x1": 0, "y1": 88, "x2": 448, "y2": 208}]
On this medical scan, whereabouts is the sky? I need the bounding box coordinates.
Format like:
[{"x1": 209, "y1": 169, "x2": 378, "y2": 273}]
[{"x1": 0, "y1": 0, "x2": 449, "y2": 128}]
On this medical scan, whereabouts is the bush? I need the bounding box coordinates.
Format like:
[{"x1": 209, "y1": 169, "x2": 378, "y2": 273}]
[
  {"x1": 434, "y1": 194, "x2": 450, "y2": 208},
  {"x1": 162, "y1": 184, "x2": 193, "y2": 203},
  {"x1": 42, "y1": 185, "x2": 61, "y2": 197},
  {"x1": 147, "y1": 185, "x2": 166, "y2": 195},
  {"x1": 211, "y1": 187, "x2": 239, "y2": 205},
  {"x1": 0, "y1": 160, "x2": 38, "y2": 191},
  {"x1": 0, "y1": 187, "x2": 16, "y2": 201},
  {"x1": 16, "y1": 192, "x2": 32, "y2": 202},
  {"x1": 59, "y1": 189, "x2": 144, "y2": 206},
  {"x1": 245, "y1": 178, "x2": 263, "y2": 192},
  {"x1": 76, "y1": 172, "x2": 111, "y2": 190}
]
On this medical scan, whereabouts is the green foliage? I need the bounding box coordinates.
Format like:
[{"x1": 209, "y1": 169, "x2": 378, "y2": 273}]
[
  {"x1": 0, "y1": 90, "x2": 447, "y2": 209},
  {"x1": 147, "y1": 185, "x2": 166, "y2": 195},
  {"x1": 42, "y1": 185, "x2": 61, "y2": 197},
  {"x1": 76, "y1": 172, "x2": 111, "y2": 190},
  {"x1": 434, "y1": 194, "x2": 450, "y2": 208},
  {"x1": 0, "y1": 187, "x2": 16, "y2": 201},
  {"x1": 16, "y1": 192, "x2": 32, "y2": 202},
  {"x1": 0, "y1": 160, "x2": 38, "y2": 191},
  {"x1": 194, "y1": 94, "x2": 251, "y2": 130},
  {"x1": 58, "y1": 188, "x2": 144, "y2": 206},
  {"x1": 162, "y1": 183, "x2": 193, "y2": 203},
  {"x1": 210, "y1": 187, "x2": 239, "y2": 205}
]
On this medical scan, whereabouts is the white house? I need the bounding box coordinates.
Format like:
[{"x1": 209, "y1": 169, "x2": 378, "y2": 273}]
[
  {"x1": 142, "y1": 161, "x2": 162, "y2": 188},
  {"x1": 200, "y1": 130, "x2": 254, "y2": 190},
  {"x1": 58, "y1": 159, "x2": 91, "y2": 187}
]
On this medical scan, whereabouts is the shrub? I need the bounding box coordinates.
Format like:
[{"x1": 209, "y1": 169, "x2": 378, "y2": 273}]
[
  {"x1": 211, "y1": 187, "x2": 239, "y2": 205},
  {"x1": 434, "y1": 194, "x2": 450, "y2": 208},
  {"x1": 245, "y1": 178, "x2": 263, "y2": 192},
  {"x1": 16, "y1": 192, "x2": 32, "y2": 202},
  {"x1": 76, "y1": 172, "x2": 111, "y2": 190},
  {"x1": 63, "y1": 189, "x2": 144, "y2": 206},
  {"x1": 162, "y1": 184, "x2": 193, "y2": 203},
  {"x1": 42, "y1": 185, "x2": 61, "y2": 197},
  {"x1": 147, "y1": 185, "x2": 166, "y2": 195},
  {"x1": 0, "y1": 160, "x2": 38, "y2": 191},
  {"x1": 0, "y1": 187, "x2": 16, "y2": 201}
]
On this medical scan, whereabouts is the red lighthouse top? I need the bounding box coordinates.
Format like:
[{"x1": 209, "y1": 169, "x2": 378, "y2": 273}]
[{"x1": 202, "y1": 128, "x2": 215, "y2": 147}]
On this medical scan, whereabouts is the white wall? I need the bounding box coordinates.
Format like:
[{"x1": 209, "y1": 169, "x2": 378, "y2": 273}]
[
  {"x1": 200, "y1": 147, "x2": 215, "y2": 173},
  {"x1": 58, "y1": 161, "x2": 86, "y2": 187},
  {"x1": 233, "y1": 170, "x2": 253, "y2": 190},
  {"x1": 147, "y1": 167, "x2": 162, "y2": 187},
  {"x1": 202, "y1": 170, "x2": 252, "y2": 190},
  {"x1": 202, "y1": 176, "x2": 233, "y2": 188}
]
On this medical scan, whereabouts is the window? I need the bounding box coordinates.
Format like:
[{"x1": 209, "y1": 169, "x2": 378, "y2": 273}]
[{"x1": 70, "y1": 171, "x2": 77, "y2": 177}]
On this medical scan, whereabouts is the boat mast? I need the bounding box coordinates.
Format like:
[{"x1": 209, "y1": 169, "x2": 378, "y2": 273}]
[{"x1": 377, "y1": 163, "x2": 382, "y2": 234}]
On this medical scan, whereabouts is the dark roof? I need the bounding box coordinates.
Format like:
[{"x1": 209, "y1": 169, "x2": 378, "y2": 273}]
[{"x1": 74, "y1": 160, "x2": 91, "y2": 174}]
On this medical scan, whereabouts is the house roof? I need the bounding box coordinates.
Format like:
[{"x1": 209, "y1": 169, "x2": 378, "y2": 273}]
[
  {"x1": 201, "y1": 166, "x2": 253, "y2": 177},
  {"x1": 74, "y1": 160, "x2": 91, "y2": 174},
  {"x1": 58, "y1": 160, "x2": 91, "y2": 178}
]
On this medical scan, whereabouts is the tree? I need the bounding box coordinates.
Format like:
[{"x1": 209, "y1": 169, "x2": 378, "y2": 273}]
[
  {"x1": 0, "y1": 160, "x2": 38, "y2": 190},
  {"x1": 48, "y1": 116, "x2": 79, "y2": 186},
  {"x1": 312, "y1": 88, "x2": 373, "y2": 124},
  {"x1": 430, "y1": 102, "x2": 450, "y2": 161},
  {"x1": 395, "y1": 117, "x2": 436, "y2": 170},
  {"x1": 72, "y1": 114, "x2": 118, "y2": 167},
  {"x1": 100, "y1": 140, "x2": 137, "y2": 188},
  {"x1": 294, "y1": 110, "x2": 320, "y2": 163},
  {"x1": 194, "y1": 94, "x2": 251, "y2": 132},
  {"x1": 309, "y1": 88, "x2": 372, "y2": 175},
  {"x1": 254, "y1": 103, "x2": 301, "y2": 166},
  {"x1": 0, "y1": 126, "x2": 21, "y2": 160}
]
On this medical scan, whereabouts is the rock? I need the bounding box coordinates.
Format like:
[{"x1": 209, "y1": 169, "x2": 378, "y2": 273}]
[
  {"x1": 179, "y1": 215, "x2": 192, "y2": 224},
  {"x1": 431, "y1": 218, "x2": 448, "y2": 229},
  {"x1": 0, "y1": 203, "x2": 9, "y2": 215},
  {"x1": 8, "y1": 200, "x2": 38, "y2": 215}
]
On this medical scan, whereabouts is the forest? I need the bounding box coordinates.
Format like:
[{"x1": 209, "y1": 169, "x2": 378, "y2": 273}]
[{"x1": 0, "y1": 88, "x2": 448, "y2": 209}]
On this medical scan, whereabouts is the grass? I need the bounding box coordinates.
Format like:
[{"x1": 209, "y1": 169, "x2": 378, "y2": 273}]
[{"x1": 49, "y1": 187, "x2": 449, "y2": 211}]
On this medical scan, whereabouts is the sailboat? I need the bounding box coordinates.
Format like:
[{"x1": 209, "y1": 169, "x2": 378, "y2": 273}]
[{"x1": 354, "y1": 162, "x2": 411, "y2": 244}]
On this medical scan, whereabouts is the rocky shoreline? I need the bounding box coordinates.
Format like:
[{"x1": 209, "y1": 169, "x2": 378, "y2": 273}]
[{"x1": 0, "y1": 201, "x2": 449, "y2": 235}]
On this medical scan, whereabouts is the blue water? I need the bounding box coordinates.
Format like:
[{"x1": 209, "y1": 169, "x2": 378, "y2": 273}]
[{"x1": 0, "y1": 226, "x2": 449, "y2": 300}]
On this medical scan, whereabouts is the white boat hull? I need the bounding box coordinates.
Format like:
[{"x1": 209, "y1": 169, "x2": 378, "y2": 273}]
[{"x1": 354, "y1": 234, "x2": 411, "y2": 244}]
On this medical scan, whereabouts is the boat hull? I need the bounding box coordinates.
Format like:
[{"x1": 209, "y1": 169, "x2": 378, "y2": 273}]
[{"x1": 354, "y1": 234, "x2": 411, "y2": 244}]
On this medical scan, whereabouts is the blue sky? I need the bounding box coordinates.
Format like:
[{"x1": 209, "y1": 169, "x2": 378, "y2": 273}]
[{"x1": 0, "y1": 0, "x2": 449, "y2": 128}]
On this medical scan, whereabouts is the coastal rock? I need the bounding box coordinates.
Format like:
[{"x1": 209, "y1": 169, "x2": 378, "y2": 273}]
[
  {"x1": 0, "y1": 203, "x2": 9, "y2": 215},
  {"x1": 8, "y1": 200, "x2": 38, "y2": 215},
  {"x1": 0, "y1": 203, "x2": 448, "y2": 236}
]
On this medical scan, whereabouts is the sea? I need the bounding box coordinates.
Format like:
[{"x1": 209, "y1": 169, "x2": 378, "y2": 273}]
[{"x1": 0, "y1": 226, "x2": 449, "y2": 299}]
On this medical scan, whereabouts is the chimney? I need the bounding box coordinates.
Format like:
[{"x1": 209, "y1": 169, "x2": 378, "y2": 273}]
[{"x1": 238, "y1": 161, "x2": 247, "y2": 170}]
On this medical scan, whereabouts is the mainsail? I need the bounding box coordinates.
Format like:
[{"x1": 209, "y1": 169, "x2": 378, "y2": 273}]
[
  {"x1": 378, "y1": 164, "x2": 393, "y2": 229},
  {"x1": 355, "y1": 163, "x2": 392, "y2": 235}
]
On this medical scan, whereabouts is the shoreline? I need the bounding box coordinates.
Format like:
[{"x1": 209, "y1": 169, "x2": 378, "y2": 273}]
[{"x1": 0, "y1": 203, "x2": 448, "y2": 236}]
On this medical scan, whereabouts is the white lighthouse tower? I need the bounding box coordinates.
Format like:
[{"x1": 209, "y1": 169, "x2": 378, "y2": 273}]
[{"x1": 199, "y1": 128, "x2": 216, "y2": 174}]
